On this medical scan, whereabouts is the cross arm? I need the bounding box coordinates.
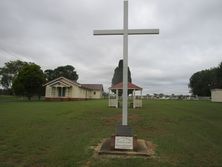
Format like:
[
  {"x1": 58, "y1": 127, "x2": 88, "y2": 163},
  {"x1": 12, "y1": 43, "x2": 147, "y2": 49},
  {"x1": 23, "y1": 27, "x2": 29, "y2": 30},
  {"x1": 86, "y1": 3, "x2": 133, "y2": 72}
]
[
  {"x1": 128, "y1": 29, "x2": 159, "y2": 35},
  {"x1": 93, "y1": 30, "x2": 123, "y2": 35},
  {"x1": 93, "y1": 29, "x2": 159, "y2": 35}
]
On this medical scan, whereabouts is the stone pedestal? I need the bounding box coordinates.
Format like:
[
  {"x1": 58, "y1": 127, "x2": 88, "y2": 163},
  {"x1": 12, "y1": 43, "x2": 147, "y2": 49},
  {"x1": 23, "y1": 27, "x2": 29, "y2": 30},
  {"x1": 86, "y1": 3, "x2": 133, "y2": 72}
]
[
  {"x1": 109, "y1": 125, "x2": 138, "y2": 151},
  {"x1": 97, "y1": 125, "x2": 155, "y2": 157},
  {"x1": 98, "y1": 138, "x2": 154, "y2": 157}
]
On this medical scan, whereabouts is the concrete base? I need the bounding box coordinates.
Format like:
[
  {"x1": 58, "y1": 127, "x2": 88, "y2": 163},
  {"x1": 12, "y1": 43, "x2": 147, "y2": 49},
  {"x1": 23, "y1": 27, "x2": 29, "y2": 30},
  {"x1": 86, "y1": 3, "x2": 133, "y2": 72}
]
[{"x1": 97, "y1": 138, "x2": 155, "y2": 157}]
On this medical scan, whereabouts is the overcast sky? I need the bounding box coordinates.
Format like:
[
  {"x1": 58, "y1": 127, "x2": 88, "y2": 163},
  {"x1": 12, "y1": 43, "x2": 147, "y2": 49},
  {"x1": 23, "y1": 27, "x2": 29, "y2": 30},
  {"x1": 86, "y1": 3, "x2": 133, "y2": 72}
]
[{"x1": 0, "y1": 0, "x2": 222, "y2": 95}]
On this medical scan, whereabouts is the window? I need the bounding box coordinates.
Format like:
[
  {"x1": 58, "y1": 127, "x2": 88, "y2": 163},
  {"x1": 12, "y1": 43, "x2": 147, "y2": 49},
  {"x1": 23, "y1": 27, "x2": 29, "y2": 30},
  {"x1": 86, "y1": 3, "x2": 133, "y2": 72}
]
[{"x1": 94, "y1": 91, "x2": 96, "y2": 95}]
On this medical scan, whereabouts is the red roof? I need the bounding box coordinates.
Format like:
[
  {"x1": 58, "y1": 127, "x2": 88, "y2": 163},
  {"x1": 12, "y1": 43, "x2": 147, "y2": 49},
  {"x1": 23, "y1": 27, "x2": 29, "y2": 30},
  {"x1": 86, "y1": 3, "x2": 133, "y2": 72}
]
[
  {"x1": 109, "y1": 82, "x2": 142, "y2": 90},
  {"x1": 81, "y1": 84, "x2": 103, "y2": 91}
]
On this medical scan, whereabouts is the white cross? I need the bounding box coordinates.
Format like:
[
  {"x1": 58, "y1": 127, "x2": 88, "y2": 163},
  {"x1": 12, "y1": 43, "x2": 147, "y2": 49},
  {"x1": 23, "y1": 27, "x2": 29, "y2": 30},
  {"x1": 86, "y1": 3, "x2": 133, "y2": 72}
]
[{"x1": 94, "y1": 0, "x2": 159, "y2": 126}]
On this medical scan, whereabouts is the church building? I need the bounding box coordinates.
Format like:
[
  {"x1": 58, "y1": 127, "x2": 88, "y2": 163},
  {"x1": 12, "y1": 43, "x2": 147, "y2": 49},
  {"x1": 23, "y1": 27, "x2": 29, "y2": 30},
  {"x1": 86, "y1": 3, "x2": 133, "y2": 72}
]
[{"x1": 44, "y1": 77, "x2": 103, "y2": 100}]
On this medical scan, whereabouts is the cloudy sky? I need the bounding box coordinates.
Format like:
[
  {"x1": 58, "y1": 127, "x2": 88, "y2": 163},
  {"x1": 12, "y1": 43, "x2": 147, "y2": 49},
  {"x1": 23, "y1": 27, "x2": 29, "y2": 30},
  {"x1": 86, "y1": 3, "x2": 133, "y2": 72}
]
[{"x1": 0, "y1": 0, "x2": 222, "y2": 95}]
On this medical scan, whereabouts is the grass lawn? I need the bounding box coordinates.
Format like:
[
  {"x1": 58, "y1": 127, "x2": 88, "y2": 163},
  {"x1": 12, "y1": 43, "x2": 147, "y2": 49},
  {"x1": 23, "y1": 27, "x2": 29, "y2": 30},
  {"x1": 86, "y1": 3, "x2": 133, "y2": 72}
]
[{"x1": 0, "y1": 96, "x2": 222, "y2": 167}]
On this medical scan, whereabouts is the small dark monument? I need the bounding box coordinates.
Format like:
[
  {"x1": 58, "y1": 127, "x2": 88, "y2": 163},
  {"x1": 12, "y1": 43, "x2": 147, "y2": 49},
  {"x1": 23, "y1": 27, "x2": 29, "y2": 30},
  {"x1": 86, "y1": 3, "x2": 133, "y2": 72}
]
[{"x1": 93, "y1": 0, "x2": 159, "y2": 156}]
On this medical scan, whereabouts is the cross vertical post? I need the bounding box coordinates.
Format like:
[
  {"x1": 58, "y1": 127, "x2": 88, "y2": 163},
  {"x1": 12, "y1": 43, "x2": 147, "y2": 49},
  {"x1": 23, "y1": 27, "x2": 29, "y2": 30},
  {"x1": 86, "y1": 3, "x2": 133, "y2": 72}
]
[
  {"x1": 122, "y1": 0, "x2": 128, "y2": 125},
  {"x1": 93, "y1": 0, "x2": 159, "y2": 128}
]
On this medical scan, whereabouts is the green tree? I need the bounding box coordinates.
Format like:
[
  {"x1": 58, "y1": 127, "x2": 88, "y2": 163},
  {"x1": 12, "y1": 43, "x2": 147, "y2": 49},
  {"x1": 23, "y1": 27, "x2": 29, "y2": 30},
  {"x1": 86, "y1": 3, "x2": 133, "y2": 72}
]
[
  {"x1": 216, "y1": 62, "x2": 222, "y2": 88},
  {"x1": 0, "y1": 74, "x2": 12, "y2": 90},
  {"x1": 189, "y1": 61, "x2": 222, "y2": 96},
  {"x1": 12, "y1": 64, "x2": 45, "y2": 100},
  {"x1": 189, "y1": 68, "x2": 217, "y2": 96},
  {"x1": 0, "y1": 60, "x2": 28, "y2": 89},
  {"x1": 44, "y1": 65, "x2": 78, "y2": 82},
  {"x1": 44, "y1": 69, "x2": 54, "y2": 81}
]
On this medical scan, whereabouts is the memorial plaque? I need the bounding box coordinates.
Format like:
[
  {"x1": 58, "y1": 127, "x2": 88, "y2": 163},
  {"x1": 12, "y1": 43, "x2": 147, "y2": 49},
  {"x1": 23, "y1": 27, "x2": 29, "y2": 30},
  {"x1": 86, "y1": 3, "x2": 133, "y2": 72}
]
[{"x1": 115, "y1": 136, "x2": 133, "y2": 150}]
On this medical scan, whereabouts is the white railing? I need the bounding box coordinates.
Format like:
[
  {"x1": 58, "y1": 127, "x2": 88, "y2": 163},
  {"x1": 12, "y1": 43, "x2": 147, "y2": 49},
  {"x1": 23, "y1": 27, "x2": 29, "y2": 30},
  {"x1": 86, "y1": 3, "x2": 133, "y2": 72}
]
[
  {"x1": 109, "y1": 98, "x2": 118, "y2": 108},
  {"x1": 133, "y1": 99, "x2": 142, "y2": 108}
]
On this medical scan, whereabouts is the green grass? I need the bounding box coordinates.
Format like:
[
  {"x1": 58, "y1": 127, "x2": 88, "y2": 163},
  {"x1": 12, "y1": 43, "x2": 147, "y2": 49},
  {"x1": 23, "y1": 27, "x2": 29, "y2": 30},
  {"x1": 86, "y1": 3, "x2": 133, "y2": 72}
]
[{"x1": 0, "y1": 96, "x2": 222, "y2": 167}]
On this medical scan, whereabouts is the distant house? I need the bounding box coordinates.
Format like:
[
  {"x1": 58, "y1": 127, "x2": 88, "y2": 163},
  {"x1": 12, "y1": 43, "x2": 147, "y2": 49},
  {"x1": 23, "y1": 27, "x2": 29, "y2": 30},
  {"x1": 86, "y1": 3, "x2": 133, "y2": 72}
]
[
  {"x1": 44, "y1": 77, "x2": 103, "y2": 100},
  {"x1": 211, "y1": 89, "x2": 222, "y2": 102}
]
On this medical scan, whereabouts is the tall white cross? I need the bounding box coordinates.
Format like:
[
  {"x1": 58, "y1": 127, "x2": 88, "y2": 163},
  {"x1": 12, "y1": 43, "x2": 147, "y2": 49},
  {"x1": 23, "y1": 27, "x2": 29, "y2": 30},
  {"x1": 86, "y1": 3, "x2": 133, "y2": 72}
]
[{"x1": 94, "y1": 0, "x2": 159, "y2": 126}]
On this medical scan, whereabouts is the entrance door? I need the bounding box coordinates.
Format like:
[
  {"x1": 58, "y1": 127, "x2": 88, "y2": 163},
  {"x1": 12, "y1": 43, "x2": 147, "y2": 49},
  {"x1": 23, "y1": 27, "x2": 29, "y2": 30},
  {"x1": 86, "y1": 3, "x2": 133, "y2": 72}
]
[{"x1": 58, "y1": 87, "x2": 66, "y2": 97}]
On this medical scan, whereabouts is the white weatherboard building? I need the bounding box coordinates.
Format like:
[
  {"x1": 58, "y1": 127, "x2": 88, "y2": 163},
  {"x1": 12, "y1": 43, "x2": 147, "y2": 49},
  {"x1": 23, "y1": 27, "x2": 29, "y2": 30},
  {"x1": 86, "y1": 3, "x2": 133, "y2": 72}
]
[
  {"x1": 44, "y1": 77, "x2": 103, "y2": 100},
  {"x1": 211, "y1": 89, "x2": 222, "y2": 102}
]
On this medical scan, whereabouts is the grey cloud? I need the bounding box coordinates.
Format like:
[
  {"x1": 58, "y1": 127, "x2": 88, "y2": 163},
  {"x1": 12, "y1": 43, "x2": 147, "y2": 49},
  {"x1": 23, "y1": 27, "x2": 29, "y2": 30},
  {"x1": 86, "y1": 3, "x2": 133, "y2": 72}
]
[{"x1": 0, "y1": 0, "x2": 222, "y2": 95}]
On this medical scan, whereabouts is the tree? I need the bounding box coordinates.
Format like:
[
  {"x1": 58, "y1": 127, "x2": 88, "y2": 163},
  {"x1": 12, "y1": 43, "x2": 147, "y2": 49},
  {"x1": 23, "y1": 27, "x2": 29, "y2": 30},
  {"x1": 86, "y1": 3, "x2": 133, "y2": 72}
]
[
  {"x1": 189, "y1": 68, "x2": 217, "y2": 96},
  {"x1": 216, "y1": 62, "x2": 222, "y2": 88},
  {"x1": 12, "y1": 64, "x2": 45, "y2": 100},
  {"x1": 112, "y1": 59, "x2": 132, "y2": 85},
  {"x1": 44, "y1": 65, "x2": 78, "y2": 82},
  {"x1": 0, "y1": 60, "x2": 28, "y2": 89},
  {"x1": 44, "y1": 69, "x2": 54, "y2": 81},
  {"x1": 189, "y1": 61, "x2": 222, "y2": 96},
  {"x1": 0, "y1": 74, "x2": 12, "y2": 90}
]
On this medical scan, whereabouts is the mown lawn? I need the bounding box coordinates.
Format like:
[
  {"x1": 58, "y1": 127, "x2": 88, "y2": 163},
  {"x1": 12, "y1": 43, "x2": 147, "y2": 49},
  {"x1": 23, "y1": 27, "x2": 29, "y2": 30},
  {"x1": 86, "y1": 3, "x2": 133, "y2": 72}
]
[{"x1": 0, "y1": 96, "x2": 222, "y2": 167}]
